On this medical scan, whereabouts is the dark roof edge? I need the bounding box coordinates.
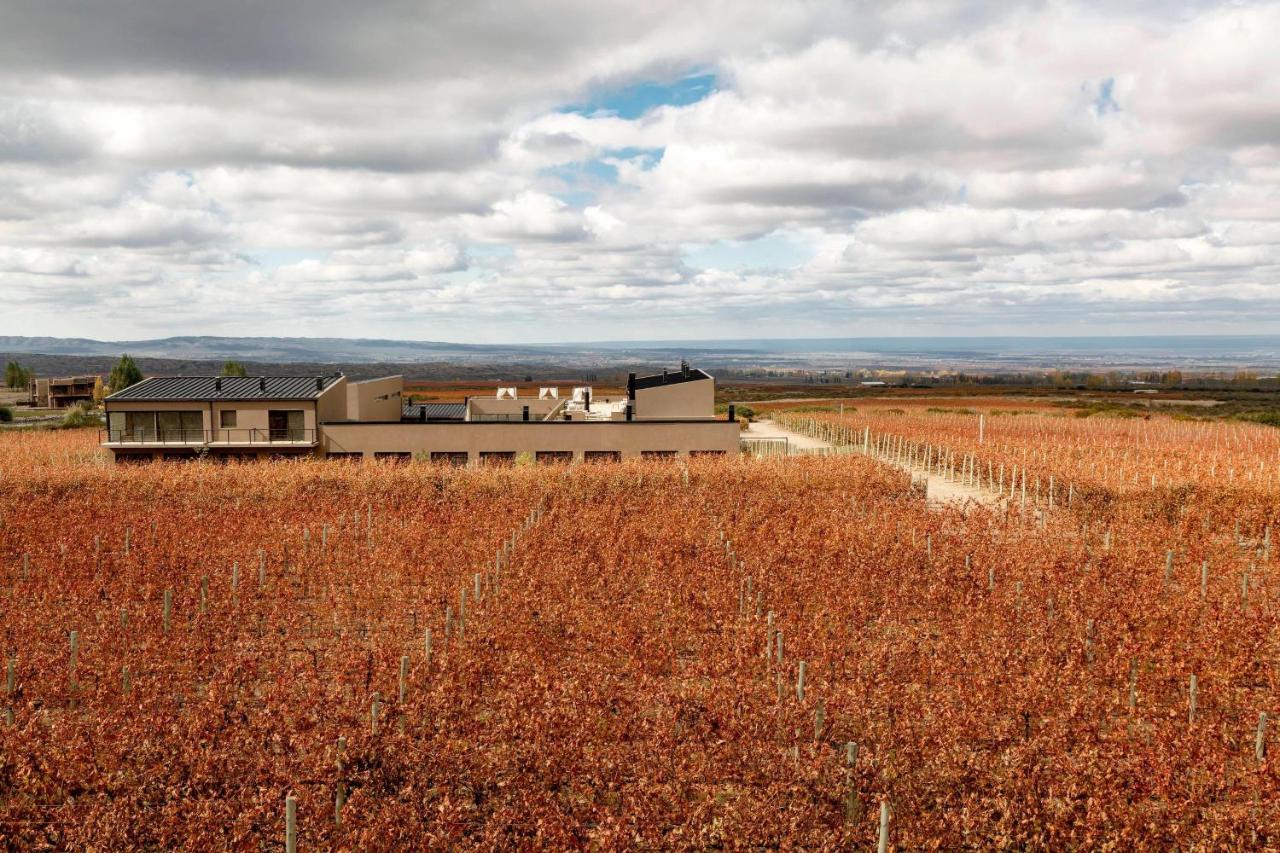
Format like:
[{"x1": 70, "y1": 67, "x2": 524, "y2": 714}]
[
  {"x1": 350, "y1": 374, "x2": 404, "y2": 385},
  {"x1": 632, "y1": 367, "x2": 713, "y2": 390},
  {"x1": 106, "y1": 395, "x2": 330, "y2": 403}
]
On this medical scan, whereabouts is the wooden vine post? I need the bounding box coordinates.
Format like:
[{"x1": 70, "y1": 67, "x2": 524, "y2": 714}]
[
  {"x1": 335, "y1": 736, "x2": 347, "y2": 826},
  {"x1": 285, "y1": 793, "x2": 297, "y2": 853}
]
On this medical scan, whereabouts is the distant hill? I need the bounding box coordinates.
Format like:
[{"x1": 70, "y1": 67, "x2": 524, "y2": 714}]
[
  {"x1": 3, "y1": 333, "x2": 1279, "y2": 373},
  {"x1": 0, "y1": 352, "x2": 628, "y2": 384},
  {"x1": 0, "y1": 335, "x2": 566, "y2": 363}
]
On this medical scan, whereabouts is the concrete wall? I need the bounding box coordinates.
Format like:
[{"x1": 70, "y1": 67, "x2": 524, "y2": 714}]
[
  {"x1": 318, "y1": 377, "x2": 349, "y2": 423},
  {"x1": 466, "y1": 395, "x2": 562, "y2": 421},
  {"x1": 320, "y1": 420, "x2": 740, "y2": 461},
  {"x1": 634, "y1": 377, "x2": 714, "y2": 419},
  {"x1": 344, "y1": 376, "x2": 399, "y2": 422},
  {"x1": 31, "y1": 379, "x2": 50, "y2": 407}
]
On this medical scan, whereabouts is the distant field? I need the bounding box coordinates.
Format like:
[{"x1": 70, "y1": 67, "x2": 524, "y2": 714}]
[
  {"x1": 6, "y1": 407, "x2": 65, "y2": 419},
  {"x1": 725, "y1": 383, "x2": 1280, "y2": 425}
]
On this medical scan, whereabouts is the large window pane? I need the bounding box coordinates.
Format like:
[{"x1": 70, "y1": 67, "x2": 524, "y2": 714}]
[
  {"x1": 156, "y1": 411, "x2": 202, "y2": 442},
  {"x1": 269, "y1": 410, "x2": 306, "y2": 441},
  {"x1": 124, "y1": 411, "x2": 156, "y2": 441}
]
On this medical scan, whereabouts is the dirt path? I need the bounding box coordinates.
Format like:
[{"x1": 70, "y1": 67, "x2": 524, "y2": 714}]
[
  {"x1": 741, "y1": 419, "x2": 833, "y2": 451},
  {"x1": 746, "y1": 419, "x2": 1004, "y2": 509}
]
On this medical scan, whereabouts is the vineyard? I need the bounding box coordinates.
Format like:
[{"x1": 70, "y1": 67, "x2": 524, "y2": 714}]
[{"x1": 0, "y1": 421, "x2": 1277, "y2": 848}]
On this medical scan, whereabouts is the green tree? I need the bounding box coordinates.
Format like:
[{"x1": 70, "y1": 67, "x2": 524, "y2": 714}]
[
  {"x1": 4, "y1": 361, "x2": 31, "y2": 390},
  {"x1": 108, "y1": 354, "x2": 144, "y2": 393},
  {"x1": 220, "y1": 360, "x2": 248, "y2": 377}
]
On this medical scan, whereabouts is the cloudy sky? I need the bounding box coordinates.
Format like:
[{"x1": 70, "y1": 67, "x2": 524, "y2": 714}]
[{"x1": 1, "y1": 0, "x2": 1278, "y2": 343}]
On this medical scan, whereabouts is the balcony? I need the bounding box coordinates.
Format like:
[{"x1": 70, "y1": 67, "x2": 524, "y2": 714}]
[{"x1": 101, "y1": 428, "x2": 317, "y2": 448}]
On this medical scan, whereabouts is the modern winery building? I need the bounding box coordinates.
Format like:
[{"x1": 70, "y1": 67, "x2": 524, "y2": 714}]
[{"x1": 100, "y1": 365, "x2": 740, "y2": 464}]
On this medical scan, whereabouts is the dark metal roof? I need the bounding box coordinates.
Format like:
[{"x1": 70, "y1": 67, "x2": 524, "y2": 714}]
[
  {"x1": 105, "y1": 375, "x2": 342, "y2": 402},
  {"x1": 402, "y1": 402, "x2": 466, "y2": 421},
  {"x1": 632, "y1": 367, "x2": 712, "y2": 391}
]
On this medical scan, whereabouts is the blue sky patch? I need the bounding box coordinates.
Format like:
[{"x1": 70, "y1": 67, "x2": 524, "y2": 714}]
[
  {"x1": 562, "y1": 72, "x2": 717, "y2": 120},
  {"x1": 543, "y1": 147, "x2": 664, "y2": 207},
  {"x1": 683, "y1": 232, "x2": 815, "y2": 272},
  {"x1": 252, "y1": 249, "x2": 326, "y2": 269},
  {"x1": 1094, "y1": 77, "x2": 1121, "y2": 115}
]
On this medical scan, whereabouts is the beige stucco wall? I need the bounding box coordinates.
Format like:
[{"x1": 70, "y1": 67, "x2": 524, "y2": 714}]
[
  {"x1": 320, "y1": 420, "x2": 740, "y2": 460},
  {"x1": 466, "y1": 396, "x2": 562, "y2": 421},
  {"x1": 344, "y1": 376, "x2": 400, "y2": 422},
  {"x1": 106, "y1": 399, "x2": 321, "y2": 433},
  {"x1": 318, "y1": 377, "x2": 349, "y2": 423},
  {"x1": 213, "y1": 400, "x2": 319, "y2": 433},
  {"x1": 634, "y1": 377, "x2": 714, "y2": 419}
]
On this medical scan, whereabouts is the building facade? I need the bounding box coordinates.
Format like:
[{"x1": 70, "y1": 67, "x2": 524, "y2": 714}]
[
  {"x1": 101, "y1": 367, "x2": 740, "y2": 463},
  {"x1": 30, "y1": 376, "x2": 97, "y2": 408}
]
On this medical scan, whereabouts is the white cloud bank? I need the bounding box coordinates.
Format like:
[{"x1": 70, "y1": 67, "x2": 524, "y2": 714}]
[{"x1": 0, "y1": 0, "x2": 1278, "y2": 340}]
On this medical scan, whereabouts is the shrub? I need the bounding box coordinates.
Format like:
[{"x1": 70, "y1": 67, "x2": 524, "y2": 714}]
[
  {"x1": 59, "y1": 402, "x2": 100, "y2": 429},
  {"x1": 1235, "y1": 411, "x2": 1280, "y2": 428},
  {"x1": 0, "y1": 405, "x2": 12, "y2": 422},
  {"x1": 716, "y1": 403, "x2": 757, "y2": 422}
]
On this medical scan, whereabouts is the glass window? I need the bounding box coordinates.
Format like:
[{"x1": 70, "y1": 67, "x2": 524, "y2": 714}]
[
  {"x1": 110, "y1": 411, "x2": 157, "y2": 441},
  {"x1": 220, "y1": 410, "x2": 237, "y2": 428},
  {"x1": 157, "y1": 411, "x2": 202, "y2": 441},
  {"x1": 268, "y1": 410, "x2": 306, "y2": 441},
  {"x1": 430, "y1": 452, "x2": 469, "y2": 466}
]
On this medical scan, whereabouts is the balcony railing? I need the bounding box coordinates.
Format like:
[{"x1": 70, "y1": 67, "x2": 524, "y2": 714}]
[{"x1": 101, "y1": 428, "x2": 317, "y2": 446}]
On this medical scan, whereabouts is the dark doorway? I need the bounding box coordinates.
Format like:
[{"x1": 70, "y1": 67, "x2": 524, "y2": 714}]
[{"x1": 268, "y1": 410, "x2": 304, "y2": 441}]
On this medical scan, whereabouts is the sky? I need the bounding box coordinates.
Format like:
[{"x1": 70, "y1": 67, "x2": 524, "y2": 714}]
[{"x1": 1, "y1": 0, "x2": 1278, "y2": 343}]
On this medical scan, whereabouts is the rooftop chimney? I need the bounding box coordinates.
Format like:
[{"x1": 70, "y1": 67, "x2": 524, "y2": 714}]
[
  {"x1": 584, "y1": 389, "x2": 591, "y2": 412},
  {"x1": 627, "y1": 372, "x2": 636, "y2": 400},
  {"x1": 728, "y1": 404, "x2": 736, "y2": 422},
  {"x1": 315, "y1": 377, "x2": 323, "y2": 391},
  {"x1": 259, "y1": 377, "x2": 266, "y2": 392},
  {"x1": 419, "y1": 406, "x2": 426, "y2": 422},
  {"x1": 215, "y1": 378, "x2": 222, "y2": 392},
  {"x1": 662, "y1": 369, "x2": 668, "y2": 383}
]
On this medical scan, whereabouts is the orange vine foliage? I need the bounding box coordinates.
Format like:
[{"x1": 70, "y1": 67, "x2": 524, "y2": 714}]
[{"x1": 0, "y1": 426, "x2": 1276, "y2": 848}]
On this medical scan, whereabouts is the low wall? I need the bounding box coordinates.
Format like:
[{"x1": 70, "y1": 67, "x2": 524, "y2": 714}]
[{"x1": 320, "y1": 420, "x2": 740, "y2": 460}]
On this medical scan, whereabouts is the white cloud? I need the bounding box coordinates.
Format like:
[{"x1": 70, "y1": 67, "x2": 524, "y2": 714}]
[{"x1": 0, "y1": 0, "x2": 1278, "y2": 339}]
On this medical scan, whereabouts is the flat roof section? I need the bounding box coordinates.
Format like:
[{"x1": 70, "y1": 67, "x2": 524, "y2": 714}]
[
  {"x1": 402, "y1": 403, "x2": 466, "y2": 421},
  {"x1": 632, "y1": 367, "x2": 711, "y2": 390},
  {"x1": 105, "y1": 375, "x2": 342, "y2": 402}
]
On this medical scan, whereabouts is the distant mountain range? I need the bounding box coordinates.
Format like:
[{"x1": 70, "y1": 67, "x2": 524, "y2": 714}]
[
  {"x1": 3, "y1": 334, "x2": 1279, "y2": 372},
  {"x1": 0, "y1": 335, "x2": 563, "y2": 363}
]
